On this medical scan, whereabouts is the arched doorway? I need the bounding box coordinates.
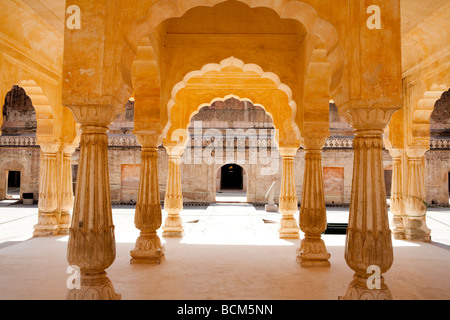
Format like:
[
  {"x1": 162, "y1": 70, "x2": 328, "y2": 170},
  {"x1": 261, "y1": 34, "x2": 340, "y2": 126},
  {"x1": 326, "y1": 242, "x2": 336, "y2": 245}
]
[
  {"x1": 216, "y1": 164, "x2": 247, "y2": 203},
  {"x1": 6, "y1": 170, "x2": 21, "y2": 199},
  {"x1": 220, "y1": 164, "x2": 244, "y2": 190}
]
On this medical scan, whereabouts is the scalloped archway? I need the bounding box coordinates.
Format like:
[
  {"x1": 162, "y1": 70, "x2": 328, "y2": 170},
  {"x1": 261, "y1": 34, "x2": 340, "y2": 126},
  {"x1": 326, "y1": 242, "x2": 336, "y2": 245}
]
[
  {"x1": 161, "y1": 57, "x2": 301, "y2": 149},
  {"x1": 121, "y1": 0, "x2": 346, "y2": 107}
]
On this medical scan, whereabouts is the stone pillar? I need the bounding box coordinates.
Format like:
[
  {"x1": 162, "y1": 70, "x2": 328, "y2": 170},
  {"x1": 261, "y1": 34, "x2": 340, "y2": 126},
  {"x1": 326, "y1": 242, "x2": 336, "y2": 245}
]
[
  {"x1": 404, "y1": 149, "x2": 431, "y2": 242},
  {"x1": 341, "y1": 109, "x2": 395, "y2": 300},
  {"x1": 389, "y1": 149, "x2": 406, "y2": 239},
  {"x1": 162, "y1": 145, "x2": 185, "y2": 237},
  {"x1": 297, "y1": 135, "x2": 330, "y2": 267},
  {"x1": 66, "y1": 105, "x2": 120, "y2": 300},
  {"x1": 278, "y1": 148, "x2": 300, "y2": 239},
  {"x1": 130, "y1": 133, "x2": 165, "y2": 264},
  {"x1": 33, "y1": 143, "x2": 60, "y2": 237},
  {"x1": 58, "y1": 144, "x2": 77, "y2": 235}
]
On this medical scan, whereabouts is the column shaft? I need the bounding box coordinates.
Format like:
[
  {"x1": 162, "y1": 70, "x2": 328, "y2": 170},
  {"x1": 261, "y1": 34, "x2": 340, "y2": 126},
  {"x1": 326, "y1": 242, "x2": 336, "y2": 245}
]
[
  {"x1": 342, "y1": 131, "x2": 393, "y2": 300},
  {"x1": 33, "y1": 144, "x2": 59, "y2": 237},
  {"x1": 131, "y1": 142, "x2": 165, "y2": 264},
  {"x1": 58, "y1": 145, "x2": 77, "y2": 234},
  {"x1": 389, "y1": 150, "x2": 405, "y2": 239},
  {"x1": 297, "y1": 149, "x2": 330, "y2": 267},
  {"x1": 162, "y1": 151, "x2": 184, "y2": 237},
  {"x1": 278, "y1": 149, "x2": 300, "y2": 239},
  {"x1": 404, "y1": 150, "x2": 431, "y2": 242},
  {"x1": 66, "y1": 125, "x2": 120, "y2": 300}
]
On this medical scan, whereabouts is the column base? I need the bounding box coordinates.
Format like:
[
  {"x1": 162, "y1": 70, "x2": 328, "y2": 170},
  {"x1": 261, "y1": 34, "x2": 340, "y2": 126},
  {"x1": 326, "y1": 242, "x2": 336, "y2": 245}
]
[
  {"x1": 296, "y1": 238, "x2": 331, "y2": 267},
  {"x1": 67, "y1": 272, "x2": 121, "y2": 300},
  {"x1": 162, "y1": 215, "x2": 184, "y2": 238},
  {"x1": 339, "y1": 275, "x2": 392, "y2": 300},
  {"x1": 58, "y1": 213, "x2": 72, "y2": 235},
  {"x1": 391, "y1": 215, "x2": 405, "y2": 239},
  {"x1": 130, "y1": 233, "x2": 165, "y2": 264},
  {"x1": 279, "y1": 216, "x2": 299, "y2": 239},
  {"x1": 33, "y1": 213, "x2": 59, "y2": 237},
  {"x1": 162, "y1": 230, "x2": 185, "y2": 238},
  {"x1": 393, "y1": 232, "x2": 406, "y2": 240},
  {"x1": 404, "y1": 216, "x2": 431, "y2": 242}
]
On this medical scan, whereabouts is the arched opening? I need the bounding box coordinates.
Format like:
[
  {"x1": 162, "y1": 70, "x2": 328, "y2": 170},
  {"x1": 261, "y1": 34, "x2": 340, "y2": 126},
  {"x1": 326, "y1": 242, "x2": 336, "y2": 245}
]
[
  {"x1": 6, "y1": 170, "x2": 21, "y2": 199},
  {"x1": 216, "y1": 164, "x2": 247, "y2": 203},
  {"x1": 183, "y1": 97, "x2": 276, "y2": 204},
  {"x1": 220, "y1": 164, "x2": 243, "y2": 190},
  {"x1": 1, "y1": 85, "x2": 37, "y2": 136},
  {"x1": 430, "y1": 88, "x2": 450, "y2": 205}
]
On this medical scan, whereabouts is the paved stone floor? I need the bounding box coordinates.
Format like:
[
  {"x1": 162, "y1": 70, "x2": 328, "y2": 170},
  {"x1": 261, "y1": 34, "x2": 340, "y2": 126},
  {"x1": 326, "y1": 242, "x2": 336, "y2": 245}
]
[{"x1": 0, "y1": 200, "x2": 449, "y2": 300}]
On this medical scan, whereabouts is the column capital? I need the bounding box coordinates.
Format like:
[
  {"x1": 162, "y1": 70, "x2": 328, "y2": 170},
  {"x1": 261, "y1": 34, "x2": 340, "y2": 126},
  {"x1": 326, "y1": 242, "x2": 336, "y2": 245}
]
[
  {"x1": 135, "y1": 131, "x2": 162, "y2": 148},
  {"x1": 62, "y1": 143, "x2": 78, "y2": 155},
  {"x1": 301, "y1": 133, "x2": 329, "y2": 151},
  {"x1": 387, "y1": 148, "x2": 404, "y2": 159},
  {"x1": 343, "y1": 108, "x2": 398, "y2": 133},
  {"x1": 278, "y1": 147, "x2": 298, "y2": 158},
  {"x1": 164, "y1": 142, "x2": 187, "y2": 158},
  {"x1": 405, "y1": 148, "x2": 428, "y2": 159},
  {"x1": 39, "y1": 142, "x2": 60, "y2": 154},
  {"x1": 66, "y1": 104, "x2": 120, "y2": 127}
]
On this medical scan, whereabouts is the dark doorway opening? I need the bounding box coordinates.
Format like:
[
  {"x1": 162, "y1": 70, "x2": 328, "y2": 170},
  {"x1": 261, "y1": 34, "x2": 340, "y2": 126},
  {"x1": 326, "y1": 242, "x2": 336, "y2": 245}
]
[
  {"x1": 7, "y1": 171, "x2": 20, "y2": 199},
  {"x1": 220, "y1": 164, "x2": 243, "y2": 190}
]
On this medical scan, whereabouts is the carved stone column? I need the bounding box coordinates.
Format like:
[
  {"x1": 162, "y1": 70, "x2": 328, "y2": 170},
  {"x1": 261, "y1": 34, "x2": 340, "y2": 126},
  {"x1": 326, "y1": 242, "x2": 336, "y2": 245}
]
[
  {"x1": 130, "y1": 133, "x2": 165, "y2": 264},
  {"x1": 58, "y1": 144, "x2": 77, "y2": 235},
  {"x1": 404, "y1": 149, "x2": 431, "y2": 242},
  {"x1": 340, "y1": 108, "x2": 395, "y2": 300},
  {"x1": 66, "y1": 105, "x2": 120, "y2": 300},
  {"x1": 162, "y1": 145, "x2": 185, "y2": 237},
  {"x1": 389, "y1": 149, "x2": 406, "y2": 240},
  {"x1": 33, "y1": 143, "x2": 60, "y2": 237},
  {"x1": 278, "y1": 148, "x2": 300, "y2": 239},
  {"x1": 297, "y1": 135, "x2": 330, "y2": 267}
]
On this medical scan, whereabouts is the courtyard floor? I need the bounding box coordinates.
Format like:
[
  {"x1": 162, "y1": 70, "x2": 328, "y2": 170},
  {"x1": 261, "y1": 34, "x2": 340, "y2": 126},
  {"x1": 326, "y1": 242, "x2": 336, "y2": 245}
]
[{"x1": 0, "y1": 198, "x2": 449, "y2": 300}]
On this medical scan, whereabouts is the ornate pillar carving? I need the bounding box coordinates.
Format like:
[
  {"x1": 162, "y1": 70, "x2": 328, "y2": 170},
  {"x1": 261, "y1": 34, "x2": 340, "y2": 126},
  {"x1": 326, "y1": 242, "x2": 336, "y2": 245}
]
[
  {"x1": 130, "y1": 133, "x2": 165, "y2": 264},
  {"x1": 404, "y1": 149, "x2": 431, "y2": 242},
  {"x1": 33, "y1": 143, "x2": 60, "y2": 237},
  {"x1": 388, "y1": 149, "x2": 406, "y2": 239},
  {"x1": 162, "y1": 145, "x2": 185, "y2": 237},
  {"x1": 278, "y1": 148, "x2": 300, "y2": 239},
  {"x1": 340, "y1": 108, "x2": 396, "y2": 300},
  {"x1": 66, "y1": 105, "x2": 120, "y2": 300},
  {"x1": 297, "y1": 135, "x2": 330, "y2": 267}
]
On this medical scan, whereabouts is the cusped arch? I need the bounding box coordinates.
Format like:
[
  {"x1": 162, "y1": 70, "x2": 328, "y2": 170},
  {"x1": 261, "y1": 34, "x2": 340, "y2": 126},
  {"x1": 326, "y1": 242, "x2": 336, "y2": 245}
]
[
  {"x1": 122, "y1": 0, "x2": 346, "y2": 101},
  {"x1": 18, "y1": 80, "x2": 55, "y2": 141},
  {"x1": 412, "y1": 84, "x2": 449, "y2": 145},
  {"x1": 0, "y1": 80, "x2": 56, "y2": 142},
  {"x1": 161, "y1": 57, "x2": 301, "y2": 148}
]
